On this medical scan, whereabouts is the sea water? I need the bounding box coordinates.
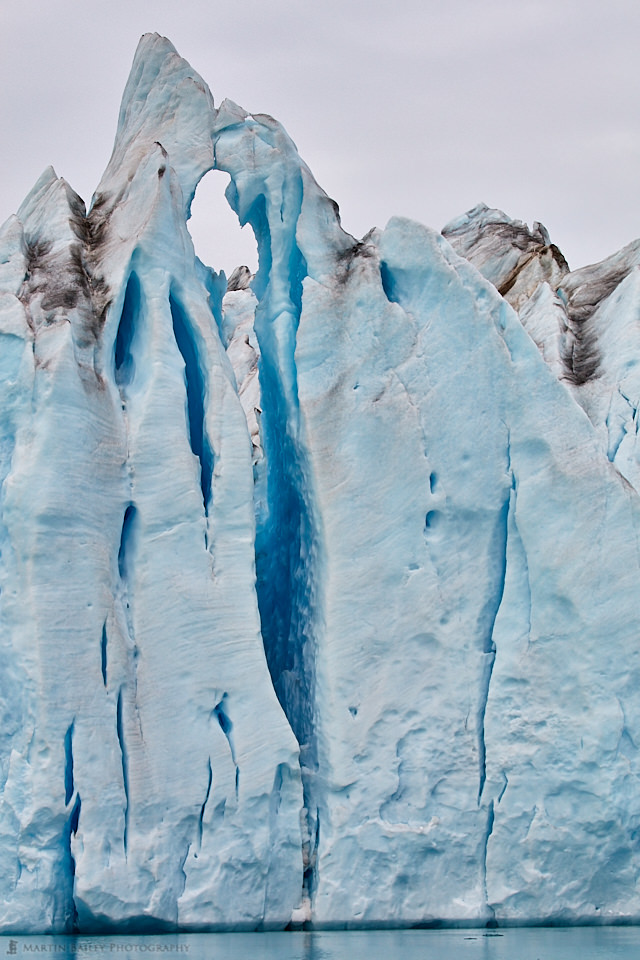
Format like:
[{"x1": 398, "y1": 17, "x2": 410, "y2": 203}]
[{"x1": 0, "y1": 928, "x2": 638, "y2": 959}]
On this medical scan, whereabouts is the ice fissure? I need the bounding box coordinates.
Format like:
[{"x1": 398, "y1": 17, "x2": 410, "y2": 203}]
[
  {"x1": 169, "y1": 290, "x2": 214, "y2": 512},
  {"x1": 114, "y1": 271, "x2": 141, "y2": 386},
  {"x1": 215, "y1": 118, "x2": 322, "y2": 887},
  {"x1": 118, "y1": 504, "x2": 138, "y2": 656},
  {"x1": 62, "y1": 724, "x2": 81, "y2": 933},
  {"x1": 115, "y1": 688, "x2": 130, "y2": 856},
  {"x1": 64, "y1": 722, "x2": 75, "y2": 806},
  {"x1": 252, "y1": 284, "x2": 320, "y2": 893},
  {"x1": 118, "y1": 505, "x2": 136, "y2": 583},
  {"x1": 198, "y1": 759, "x2": 212, "y2": 848},
  {"x1": 2, "y1": 32, "x2": 640, "y2": 933},
  {"x1": 477, "y1": 483, "x2": 511, "y2": 805},
  {"x1": 211, "y1": 695, "x2": 239, "y2": 797},
  {"x1": 61, "y1": 795, "x2": 81, "y2": 934},
  {"x1": 100, "y1": 622, "x2": 108, "y2": 688},
  {"x1": 482, "y1": 801, "x2": 496, "y2": 926}
]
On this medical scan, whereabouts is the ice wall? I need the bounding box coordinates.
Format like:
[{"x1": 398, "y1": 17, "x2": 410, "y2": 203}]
[
  {"x1": 0, "y1": 38, "x2": 302, "y2": 933},
  {"x1": 1, "y1": 33, "x2": 640, "y2": 932}
]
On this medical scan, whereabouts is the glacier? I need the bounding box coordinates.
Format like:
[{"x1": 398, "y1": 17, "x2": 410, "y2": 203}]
[{"x1": 0, "y1": 33, "x2": 640, "y2": 933}]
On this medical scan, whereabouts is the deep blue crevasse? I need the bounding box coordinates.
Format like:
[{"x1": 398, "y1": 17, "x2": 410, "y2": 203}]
[
  {"x1": 114, "y1": 271, "x2": 141, "y2": 387},
  {"x1": 169, "y1": 291, "x2": 214, "y2": 512}
]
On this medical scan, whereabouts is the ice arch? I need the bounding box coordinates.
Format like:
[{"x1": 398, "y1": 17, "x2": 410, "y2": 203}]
[{"x1": 187, "y1": 169, "x2": 258, "y2": 278}]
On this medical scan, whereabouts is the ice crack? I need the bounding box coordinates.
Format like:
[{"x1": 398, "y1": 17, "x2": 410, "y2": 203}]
[
  {"x1": 169, "y1": 291, "x2": 214, "y2": 515},
  {"x1": 116, "y1": 688, "x2": 130, "y2": 856},
  {"x1": 198, "y1": 758, "x2": 213, "y2": 848},
  {"x1": 212, "y1": 695, "x2": 239, "y2": 798},
  {"x1": 62, "y1": 723, "x2": 80, "y2": 933}
]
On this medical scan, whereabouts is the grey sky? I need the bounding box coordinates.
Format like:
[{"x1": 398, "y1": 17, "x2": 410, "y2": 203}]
[{"x1": 1, "y1": 0, "x2": 639, "y2": 274}]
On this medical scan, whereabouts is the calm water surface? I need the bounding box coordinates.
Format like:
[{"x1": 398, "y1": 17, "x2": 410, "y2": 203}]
[{"x1": 1, "y1": 928, "x2": 639, "y2": 959}]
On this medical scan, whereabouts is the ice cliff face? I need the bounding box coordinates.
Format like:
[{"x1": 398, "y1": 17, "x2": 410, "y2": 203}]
[
  {"x1": 1, "y1": 34, "x2": 640, "y2": 933},
  {"x1": 0, "y1": 41, "x2": 301, "y2": 933}
]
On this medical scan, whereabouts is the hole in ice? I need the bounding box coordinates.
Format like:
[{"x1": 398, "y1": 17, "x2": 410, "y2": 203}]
[
  {"x1": 424, "y1": 510, "x2": 441, "y2": 532},
  {"x1": 348, "y1": 706, "x2": 358, "y2": 717},
  {"x1": 188, "y1": 170, "x2": 258, "y2": 279},
  {"x1": 114, "y1": 272, "x2": 141, "y2": 387},
  {"x1": 213, "y1": 701, "x2": 232, "y2": 738},
  {"x1": 118, "y1": 505, "x2": 137, "y2": 582},
  {"x1": 379, "y1": 260, "x2": 399, "y2": 304}
]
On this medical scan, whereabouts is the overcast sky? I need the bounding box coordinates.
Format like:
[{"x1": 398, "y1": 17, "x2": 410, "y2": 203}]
[{"x1": 1, "y1": 0, "x2": 639, "y2": 274}]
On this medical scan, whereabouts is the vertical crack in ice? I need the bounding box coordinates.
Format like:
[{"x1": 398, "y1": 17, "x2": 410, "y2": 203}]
[
  {"x1": 118, "y1": 505, "x2": 136, "y2": 581},
  {"x1": 482, "y1": 800, "x2": 496, "y2": 927},
  {"x1": 615, "y1": 696, "x2": 637, "y2": 760},
  {"x1": 100, "y1": 621, "x2": 108, "y2": 688},
  {"x1": 497, "y1": 771, "x2": 508, "y2": 804},
  {"x1": 177, "y1": 841, "x2": 191, "y2": 916},
  {"x1": 253, "y1": 284, "x2": 318, "y2": 885},
  {"x1": 303, "y1": 811, "x2": 320, "y2": 904},
  {"x1": 606, "y1": 387, "x2": 639, "y2": 464},
  {"x1": 62, "y1": 724, "x2": 80, "y2": 933},
  {"x1": 254, "y1": 400, "x2": 317, "y2": 763},
  {"x1": 511, "y1": 492, "x2": 533, "y2": 650},
  {"x1": 114, "y1": 271, "x2": 141, "y2": 387},
  {"x1": 118, "y1": 503, "x2": 138, "y2": 651},
  {"x1": 212, "y1": 694, "x2": 239, "y2": 799},
  {"x1": 169, "y1": 290, "x2": 214, "y2": 515},
  {"x1": 116, "y1": 688, "x2": 130, "y2": 856},
  {"x1": 218, "y1": 132, "x2": 319, "y2": 901},
  {"x1": 198, "y1": 758, "x2": 213, "y2": 849},
  {"x1": 476, "y1": 498, "x2": 508, "y2": 804},
  {"x1": 113, "y1": 267, "x2": 145, "y2": 755},
  {"x1": 606, "y1": 411, "x2": 626, "y2": 465},
  {"x1": 379, "y1": 260, "x2": 399, "y2": 303},
  {"x1": 116, "y1": 503, "x2": 144, "y2": 748},
  {"x1": 64, "y1": 721, "x2": 75, "y2": 806},
  {"x1": 476, "y1": 445, "x2": 512, "y2": 805}
]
